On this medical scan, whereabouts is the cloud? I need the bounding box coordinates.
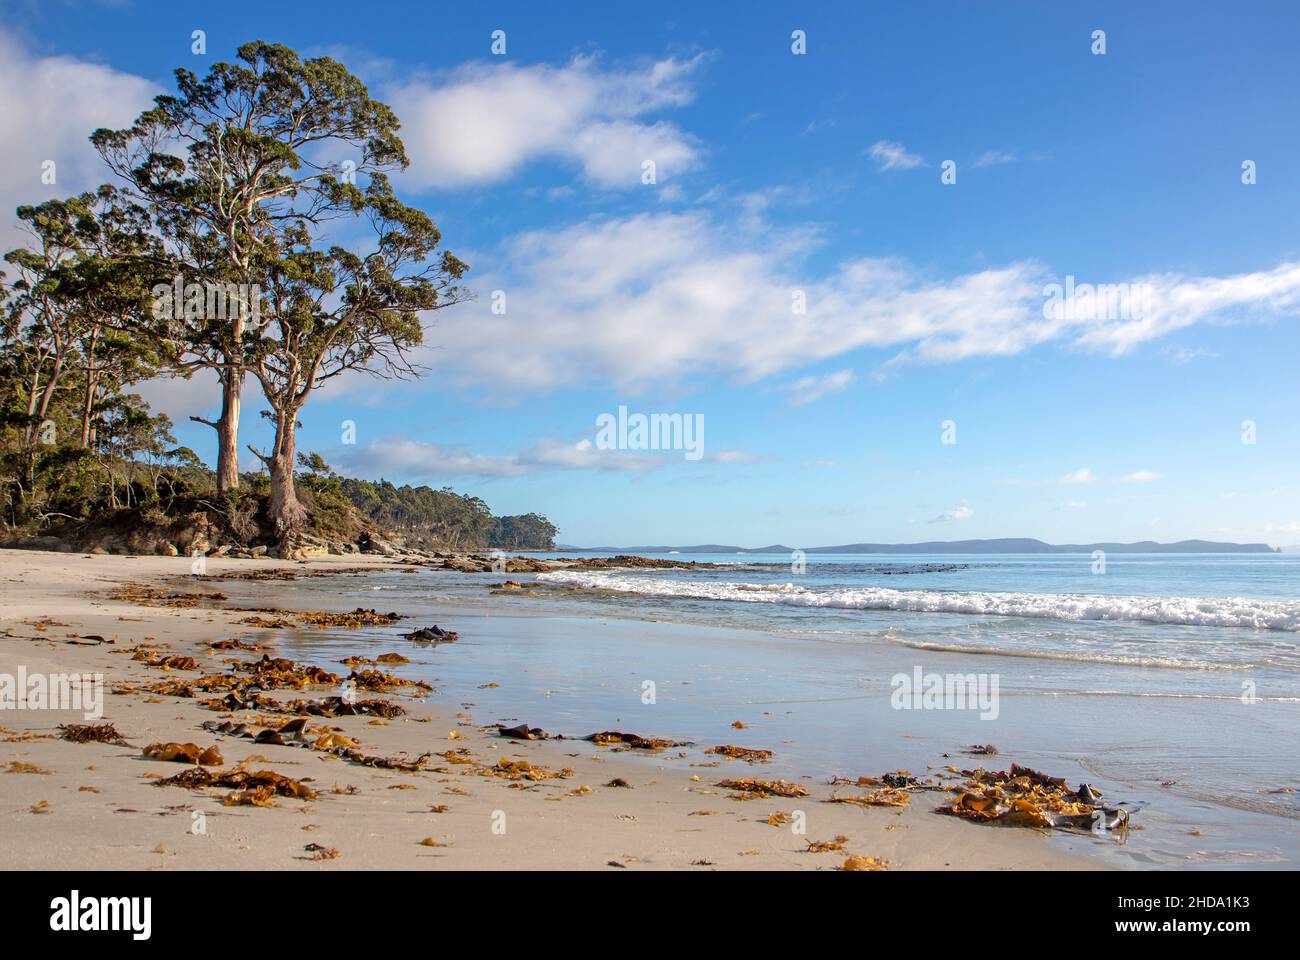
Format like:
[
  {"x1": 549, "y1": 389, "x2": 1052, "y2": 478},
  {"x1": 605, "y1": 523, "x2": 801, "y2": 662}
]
[
  {"x1": 336, "y1": 433, "x2": 760, "y2": 479},
  {"x1": 0, "y1": 30, "x2": 159, "y2": 252},
  {"x1": 1002, "y1": 467, "x2": 1161, "y2": 487},
  {"x1": 929, "y1": 503, "x2": 974, "y2": 523},
  {"x1": 783, "y1": 369, "x2": 854, "y2": 406},
  {"x1": 712, "y1": 449, "x2": 762, "y2": 464},
  {"x1": 1163, "y1": 344, "x2": 1218, "y2": 363},
  {"x1": 422, "y1": 205, "x2": 1300, "y2": 391},
  {"x1": 972, "y1": 150, "x2": 1017, "y2": 168},
  {"x1": 388, "y1": 55, "x2": 705, "y2": 189},
  {"x1": 866, "y1": 139, "x2": 925, "y2": 171}
]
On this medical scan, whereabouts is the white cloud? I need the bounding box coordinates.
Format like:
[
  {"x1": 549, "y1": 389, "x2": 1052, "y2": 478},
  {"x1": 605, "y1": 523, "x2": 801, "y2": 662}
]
[
  {"x1": 866, "y1": 139, "x2": 925, "y2": 171},
  {"x1": 1002, "y1": 467, "x2": 1161, "y2": 488},
  {"x1": 929, "y1": 503, "x2": 974, "y2": 523},
  {"x1": 389, "y1": 55, "x2": 704, "y2": 189},
  {"x1": 712, "y1": 449, "x2": 762, "y2": 464},
  {"x1": 336, "y1": 433, "x2": 761, "y2": 479},
  {"x1": 0, "y1": 31, "x2": 159, "y2": 252},
  {"x1": 972, "y1": 150, "x2": 1017, "y2": 168},
  {"x1": 783, "y1": 369, "x2": 854, "y2": 406},
  {"x1": 423, "y1": 205, "x2": 1300, "y2": 391}
]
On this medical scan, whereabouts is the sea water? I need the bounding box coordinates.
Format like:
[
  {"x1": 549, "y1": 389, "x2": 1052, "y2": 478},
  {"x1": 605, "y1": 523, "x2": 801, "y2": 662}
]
[{"x1": 267, "y1": 552, "x2": 1300, "y2": 867}]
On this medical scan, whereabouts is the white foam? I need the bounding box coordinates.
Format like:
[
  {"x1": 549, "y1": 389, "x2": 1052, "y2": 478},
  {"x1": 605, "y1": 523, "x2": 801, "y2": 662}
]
[{"x1": 537, "y1": 571, "x2": 1300, "y2": 632}]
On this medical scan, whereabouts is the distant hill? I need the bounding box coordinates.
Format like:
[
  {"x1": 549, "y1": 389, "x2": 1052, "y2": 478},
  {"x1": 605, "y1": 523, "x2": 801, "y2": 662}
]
[{"x1": 557, "y1": 538, "x2": 1278, "y2": 554}]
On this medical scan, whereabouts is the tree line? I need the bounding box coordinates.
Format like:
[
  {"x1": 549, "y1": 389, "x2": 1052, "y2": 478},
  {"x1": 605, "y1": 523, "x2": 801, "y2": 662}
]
[{"x1": 1, "y1": 41, "x2": 555, "y2": 551}]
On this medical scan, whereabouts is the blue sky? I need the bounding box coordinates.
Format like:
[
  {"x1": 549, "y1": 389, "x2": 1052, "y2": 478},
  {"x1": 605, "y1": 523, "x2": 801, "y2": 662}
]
[{"x1": 6, "y1": 1, "x2": 1300, "y2": 547}]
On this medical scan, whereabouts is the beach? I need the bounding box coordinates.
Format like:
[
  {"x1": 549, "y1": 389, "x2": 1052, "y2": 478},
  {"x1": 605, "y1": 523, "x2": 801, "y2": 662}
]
[{"x1": 0, "y1": 548, "x2": 1113, "y2": 872}]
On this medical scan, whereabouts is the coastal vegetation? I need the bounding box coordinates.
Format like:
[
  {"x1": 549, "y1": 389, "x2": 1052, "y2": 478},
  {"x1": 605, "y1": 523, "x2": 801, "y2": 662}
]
[{"x1": 0, "y1": 42, "x2": 556, "y2": 554}]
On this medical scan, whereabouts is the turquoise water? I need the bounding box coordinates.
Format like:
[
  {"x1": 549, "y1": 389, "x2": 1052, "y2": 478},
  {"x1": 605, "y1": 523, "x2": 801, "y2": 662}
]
[{"x1": 536, "y1": 552, "x2": 1300, "y2": 683}]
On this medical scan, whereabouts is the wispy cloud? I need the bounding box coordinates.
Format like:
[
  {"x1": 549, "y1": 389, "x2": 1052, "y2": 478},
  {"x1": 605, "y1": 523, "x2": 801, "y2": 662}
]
[
  {"x1": 422, "y1": 206, "x2": 1300, "y2": 391},
  {"x1": 866, "y1": 139, "x2": 925, "y2": 171},
  {"x1": 929, "y1": 503, "x2": 974, "y2": 523},
  {"x1": 1001, "y1": 467, "x2": 1162, "y2": 487},
  {"x1": 783, "y1": 369, "x2": 854, "y2": 406},
  {"x1": 336, "y1": 434, "x2": 760, "y2": 479},
  {"x1": 972, "y1": 149, "x2": 1017, "y2": 168}
]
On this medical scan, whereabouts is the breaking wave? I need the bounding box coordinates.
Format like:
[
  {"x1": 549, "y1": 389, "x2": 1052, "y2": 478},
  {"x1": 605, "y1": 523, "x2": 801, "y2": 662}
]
[{"x1": 536, "y1": 571, "x2": 1300, "y2": 633}]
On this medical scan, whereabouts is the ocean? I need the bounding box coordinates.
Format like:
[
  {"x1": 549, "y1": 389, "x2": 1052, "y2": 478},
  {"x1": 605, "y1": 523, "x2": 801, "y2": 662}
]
[{"x1": 262, "y1": 551, "x2": 1300, "y2": 868}]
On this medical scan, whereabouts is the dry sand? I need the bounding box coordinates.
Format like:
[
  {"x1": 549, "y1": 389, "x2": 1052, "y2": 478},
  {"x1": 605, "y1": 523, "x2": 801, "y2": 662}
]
[{"x1": 0, "y1": 549, "x2": 1101, "y2": 871}]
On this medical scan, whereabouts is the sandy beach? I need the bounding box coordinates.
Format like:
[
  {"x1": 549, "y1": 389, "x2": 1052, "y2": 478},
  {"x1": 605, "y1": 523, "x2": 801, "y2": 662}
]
[{"x1": 0, "y1": 549, "x2": 1103, "y2": 871}]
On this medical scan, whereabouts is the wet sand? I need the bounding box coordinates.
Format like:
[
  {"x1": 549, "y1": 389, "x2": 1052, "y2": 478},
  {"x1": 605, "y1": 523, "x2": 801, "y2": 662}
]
[{"x1": 0, "y1": 549, "x2": 1100, "y2": 871}]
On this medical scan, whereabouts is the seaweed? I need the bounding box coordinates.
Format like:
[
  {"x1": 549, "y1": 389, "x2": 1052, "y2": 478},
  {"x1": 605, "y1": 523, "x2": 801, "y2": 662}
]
[
  {"x1": 479, "y1": 757, "x2": 573, "y2": 782},
  {"x1": 937, "y1": 763, "x2": 1131, "y2": 832},
  {"x1": 156, "y1": 765, "x2": 316, "y2": 801},
  {"x1": 4, "y1": 761, "x2": 52, "y2": 775},
  {"x1": 585, "y1": 730, "x2": 692, "y2": 750},
  {"x1": 717, "y1": 777, "x2": 809, "y2": 799},
  {"x1": 60, "y1": 723, "x2": 130, "y2": 746},
  {"x1": 707, "y1": 744, "x2": 773, "y2": 763},
  {"x1": 142, "y1": 742, "x2": 224, "y2": 766},
  {"x1": 806, "y1": 835, "x2": 849, "y2": 853},
  {"x1": 132, "y1": 652, "x2": 199, "y2": 670}
]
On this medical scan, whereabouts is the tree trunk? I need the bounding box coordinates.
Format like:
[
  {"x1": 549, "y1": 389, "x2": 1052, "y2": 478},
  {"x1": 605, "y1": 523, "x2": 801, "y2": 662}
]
[
  {"x1": 266, "y1": 409, "x2": 307, "y2": 538},
  {"x1": 80, "y1": 329, "x2": 98, "y2": 447},
  {"x1": 215, "y1": 366, "x2": 242, "y2": 496}
]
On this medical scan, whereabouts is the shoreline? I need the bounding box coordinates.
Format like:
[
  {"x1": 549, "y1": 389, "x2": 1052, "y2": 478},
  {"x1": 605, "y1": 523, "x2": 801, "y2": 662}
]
[{"x1": 0, "y1": 548, "x2": 1122, "y2": 871}]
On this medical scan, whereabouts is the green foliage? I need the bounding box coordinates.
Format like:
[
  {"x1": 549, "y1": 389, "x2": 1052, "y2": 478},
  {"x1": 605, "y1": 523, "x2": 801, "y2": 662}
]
[
  {"x1": 329, "y1": 472, "x2": 557, "y2": 550},
  {"x1": 0, "y1": 41, "x2": 552, "y2": 552}
]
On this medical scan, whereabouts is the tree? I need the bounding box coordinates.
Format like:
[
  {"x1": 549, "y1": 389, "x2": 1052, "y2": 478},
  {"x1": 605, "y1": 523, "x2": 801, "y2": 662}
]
[
  {"x1": 92, "y1": 41, "x2": 409, "y2": 497},
  {"x1": 245, "y1": 172, "x2": 467, "y2": 537},
  {"x1": 2, "y1": 189, "x2": 159, "y2": 484}
]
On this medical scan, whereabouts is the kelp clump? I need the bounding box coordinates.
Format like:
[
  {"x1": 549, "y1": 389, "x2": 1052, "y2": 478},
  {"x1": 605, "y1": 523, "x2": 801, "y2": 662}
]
[
  {"x1": 707, "y1": 744, "x2": 773, "y2": 763},
  {"x1": 155, "y1": 765, "x2": 316, "y2": 802},
  {"x1": 938, "y1": 764, "x2": 1130, "y2": 831},
  {"x1": 142, "y1": 742, "x2": 224, "y2": 766},
  {"x1": 718, "y1": 778, "x2": 809, "y2": 800}
]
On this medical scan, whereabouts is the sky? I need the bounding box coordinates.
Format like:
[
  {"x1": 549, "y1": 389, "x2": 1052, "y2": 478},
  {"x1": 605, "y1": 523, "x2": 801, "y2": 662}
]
[{"x1": 5, "y1": 1, "x2": 1300, "y2": 548}]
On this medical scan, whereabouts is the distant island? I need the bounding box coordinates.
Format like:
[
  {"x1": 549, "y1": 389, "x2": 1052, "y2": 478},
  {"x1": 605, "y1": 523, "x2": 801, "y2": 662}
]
[{"x1": 557, "y1": 538, "x2": 1279, "y2": 555}]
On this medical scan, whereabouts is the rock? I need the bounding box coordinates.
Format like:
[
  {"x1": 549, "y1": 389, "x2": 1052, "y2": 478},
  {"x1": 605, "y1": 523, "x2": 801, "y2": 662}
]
[
  {"x1": 358, "y1": 531, "x2": 397, "y2": 556},
  {"x1": 159, "y1": 542, "x2": 180, "y2": 557},
  {"x1": 249, "y1": 545, "x2": 268, "y2": 558},
  {"x1": 1, "y1": 535, "x2": 68, "y2": 552},
  {"x1": 405, "y1": 625, "x2": 460, "y2": 643}
]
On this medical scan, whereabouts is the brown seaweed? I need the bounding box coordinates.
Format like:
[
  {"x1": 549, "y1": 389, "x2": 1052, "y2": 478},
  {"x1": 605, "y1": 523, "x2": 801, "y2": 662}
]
[
  {"x1": 707, "y1": 744, "x2": 773, "y2": 763},
  {"x1": 142, "y1": 742, "x2": 224, "y2": 766},
  {"x1": 60, "y1": 722, "x2": 130, "y2": 746},
  {"x1": 717, "y1": 777, "x2": 809, "y2": 799},
  {"x1": 584, "y1": 730, "x2": 692, "y2": 750},
  {"x1": 155, "y1": 765, "x2": 316, "y2": 800}
]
